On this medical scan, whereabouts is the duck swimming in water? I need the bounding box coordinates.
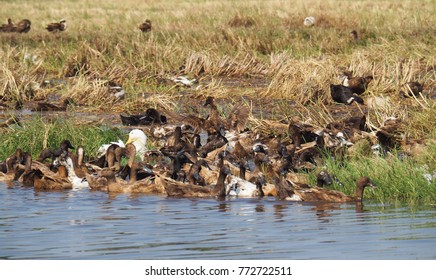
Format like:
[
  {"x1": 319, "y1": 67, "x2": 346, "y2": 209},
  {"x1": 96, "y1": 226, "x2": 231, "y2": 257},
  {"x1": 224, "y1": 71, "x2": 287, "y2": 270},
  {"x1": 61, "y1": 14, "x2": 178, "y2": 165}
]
[
  {"x1": 53, "y1": 152, "x2": 90, "y2": 190},
  {"x1": 158, "y1": 164, "x2": 231, "y2": 198},
  {"x1": 278, "y1": 175, "x2": 377, "y2": 203},
  {"x1": 98, "y1": 129, "x2": 147, "y2": 161}
]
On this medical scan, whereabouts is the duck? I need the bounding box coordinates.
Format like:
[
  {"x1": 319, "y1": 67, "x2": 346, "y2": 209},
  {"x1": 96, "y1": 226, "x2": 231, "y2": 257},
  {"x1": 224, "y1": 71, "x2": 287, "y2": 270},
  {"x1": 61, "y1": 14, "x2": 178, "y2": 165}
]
[
  {"x1": 330, "y1": 84, "x2": 364, "y2": 105},
  {"x1": 198, "y1": 129, "x2": 228, "y2": 158},
  {"x1": 342, "y1": 75, "x2": 373, "y2": 95},
  {"x1": 85, "y1": 169, "x2": 115, "y2": 191},
  {"x1": 138, "y1": 19, "x2": 152, "y2": 32},
  {"x1": 160, "y1": 126, "x2": 192, "y2": 157},
  {"x1": 400, "y1": 81, "x2": 423, "y2": 97},
  {"x1": 279, "y1": 176, "x2": 377, "y2": 203},
  {"x1": 15, "y1": 153, "x2": 72, "y2": 190},
  {"x1": 226, "y1": 103, "x2": 250, "y2": 133},
  {"x1": 97, "y1": 129, "x2": 147, "y2": 161},
  {"x1": 0, "y1": 18, "x2": 14, "y2": 32},
  {"x1": 53, "y1": 152, "x2": 90, "y2": 190},
  {"x1": 375, "y1": 117, "x2": 402, "y2": 151},
  {"x1": 157, "y1": 164, "x2": 231, "y2": 198},
  {"x1": 46, "y1": 19, "x2": 67, "y2": 32},
  {"x1": 288, "y1": 118, "x2": 322, "y2": 147},
  {"x1": 31, "y1": 97, "x2": 74, "y2": 112},
  {"x1": 51, "y1": 139, "x2": 75, "y2": 158},
  {"x1": 303, "y1": 16, "x2": 315, "y2": 27},
  {"x1": 118, "y1": 143, "x2": 154, "y2": 181},
  {"x1": 120, "y1": 108, "x2": 167, "y2": 126},
  {"x1": 186, "y1": 159, "x2": 211, "y2": 186},
  {"x1": 70, "y1": 146, "x2": 89, "y2": 178},
  {"x1": 170, "y1": 76, "x2": 198, "y2": 87},
  {"x1": 91, "y1": 144, "x2": 164, "y2": 194},
  {"x1": 350, "y1": 30, "x2": 359, "y2": 43},
  {"x1": 226, "y1": 175, "x2": 264, "y2": 197},
  {"x1": 0, "y1": 149, "x2": 23, "y2": 182},
  {"x1": 12, "y1": 19, "x2": 31, "y2": 33}
]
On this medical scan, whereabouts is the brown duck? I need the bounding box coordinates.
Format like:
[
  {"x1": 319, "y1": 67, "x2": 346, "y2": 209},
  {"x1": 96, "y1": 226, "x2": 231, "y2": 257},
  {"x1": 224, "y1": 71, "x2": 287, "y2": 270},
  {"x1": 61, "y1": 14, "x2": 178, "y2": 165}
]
[
  {"x1": 284, "y1": 176, "x2": 377, "y2": 203},
  {"x1": 15, "y1": 153, "x2": 72, "y2": 190},
  {"x1": 46, "y1": 19, "x2": 67, "y2": 32},
  {"x1": 0, "y1": 18, "x2": 14, "y2": 32},
  {"x1": 139, "y1": 20, "x2": 152, "y2": 32},
  {"x1": 1, "y1": 149, "x2": 23, "y2": 182},
  {"x1": 12, "y1": 19, "x2": 31, "y2": 33},
  {"x1": 157, "y1": 164, "x2": 231, "y2": 198},
  {"x1": 342, "y1": 75, "x2": 373, "y2": 95}
]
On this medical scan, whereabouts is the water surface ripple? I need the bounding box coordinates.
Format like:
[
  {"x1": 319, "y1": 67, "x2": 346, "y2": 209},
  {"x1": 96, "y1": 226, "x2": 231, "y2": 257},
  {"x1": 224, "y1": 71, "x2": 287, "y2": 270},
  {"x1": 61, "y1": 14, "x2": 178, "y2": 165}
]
[{"x1": 1, "y1": 184, "x2": 435, "y2": 259}]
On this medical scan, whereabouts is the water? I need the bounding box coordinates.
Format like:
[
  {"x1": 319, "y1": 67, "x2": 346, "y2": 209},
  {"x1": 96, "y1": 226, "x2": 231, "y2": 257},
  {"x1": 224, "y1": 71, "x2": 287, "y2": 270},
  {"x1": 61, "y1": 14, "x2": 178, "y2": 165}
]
[{"x1": 1, "y1": 182, "x2": 436, "y2": 260}]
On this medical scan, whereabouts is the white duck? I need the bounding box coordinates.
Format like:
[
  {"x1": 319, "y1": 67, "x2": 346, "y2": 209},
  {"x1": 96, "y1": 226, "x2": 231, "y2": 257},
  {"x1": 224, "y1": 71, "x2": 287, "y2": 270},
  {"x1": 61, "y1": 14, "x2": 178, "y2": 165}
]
[
  {"x1": 226, "y1": 175, "x2": 263, "y2": 197},
  {"x1": 125, "y1": 129, "x2": 148, "y2": 160},
  {"x1": 53, "y1": 153, "x2": 90, "y2": 190},
  {"x1": 97, "y1": 129, "x2": 147, "y2": 161}
]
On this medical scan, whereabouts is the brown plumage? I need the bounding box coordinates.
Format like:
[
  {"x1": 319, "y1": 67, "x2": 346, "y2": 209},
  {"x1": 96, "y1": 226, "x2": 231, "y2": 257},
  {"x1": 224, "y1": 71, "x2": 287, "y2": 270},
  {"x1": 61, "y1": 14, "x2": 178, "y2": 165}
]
[
  {"x1": 186, "y1": 159, "x2": 210, "y2": 186},
  {"x1": 227, "y1": 103, "x2": 249, "y2": 133},
  {"x1": 203, "y1": 96, "x2": 224, "y2": 131},
  {"x1": 12, "y1": 19, "x2": 31, "y2": 33},
  {"x1": 0, "y1": 18, "x2": 14, "y2": 32},
  {"x1": 16, "y1": 153, "x2": 72, "y2": 190},
  {"x1": 342, "y1": 75, "x2": 373, "y2": 95},
  {"x1": 376, "y1": 118, "x2": 402, "y2": 151},
  {"x1": 31, "y1": 97, "x2": 73, "y2": 112},
  {"x1": 350, "y1": 30, "x2": 359, "y2": 43},
  {"x1": 139, "y1": 19, "x2": 152, "y2": 32},
  {"x1": 158, "y1": 164, "x2": 231, "y2": 198},
  {"x1": 400, "y1": 81, "x2": 423, "y2": 97},
  {"x1": 46, "y1": 19, "x2": 67, "y2": 32},
  {"x1": 291, "y1": 176, "x2": 376, "y2": 203},
  {"x1": 0, "y1": 149, "x2": 23, "y2": 182},
  {"x1": 288, "y1": 118, "x2": 321, "y2": 147}
]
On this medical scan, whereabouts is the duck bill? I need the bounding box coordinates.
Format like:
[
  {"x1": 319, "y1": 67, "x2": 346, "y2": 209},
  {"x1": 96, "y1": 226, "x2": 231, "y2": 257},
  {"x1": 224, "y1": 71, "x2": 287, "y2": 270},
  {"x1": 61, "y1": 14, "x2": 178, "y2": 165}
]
[
  {"x1": 369, "y1": 181, "x2": 378, "y2": 189},
  {"x1": 125, "y1": 137, "x2": 134, "y2": 145}
]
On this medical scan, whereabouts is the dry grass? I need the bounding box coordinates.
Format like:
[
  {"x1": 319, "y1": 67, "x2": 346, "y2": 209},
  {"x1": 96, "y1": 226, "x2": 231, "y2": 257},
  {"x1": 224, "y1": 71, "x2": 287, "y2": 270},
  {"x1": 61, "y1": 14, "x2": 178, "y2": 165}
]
[{"x1": 0, "y1": 0, "x2": 435, "y2": 140}]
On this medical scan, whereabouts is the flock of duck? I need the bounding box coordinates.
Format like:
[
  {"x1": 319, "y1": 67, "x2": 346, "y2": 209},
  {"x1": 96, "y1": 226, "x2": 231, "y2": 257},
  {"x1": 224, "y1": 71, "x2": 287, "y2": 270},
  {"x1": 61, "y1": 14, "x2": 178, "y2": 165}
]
[
  {"x1": 1, "y1": 93, "x2": 382, "y2": 204},
  {"x1": 0, "y1": 18, "x2": 151, "y2": 33}
]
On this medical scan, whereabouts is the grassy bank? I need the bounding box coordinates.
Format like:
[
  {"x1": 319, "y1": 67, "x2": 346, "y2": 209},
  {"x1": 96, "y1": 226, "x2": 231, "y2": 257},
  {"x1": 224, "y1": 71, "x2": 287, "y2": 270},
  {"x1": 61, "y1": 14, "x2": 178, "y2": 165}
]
[{"x1": 0, "y1": 116, "x2": 125, "y2": 159}]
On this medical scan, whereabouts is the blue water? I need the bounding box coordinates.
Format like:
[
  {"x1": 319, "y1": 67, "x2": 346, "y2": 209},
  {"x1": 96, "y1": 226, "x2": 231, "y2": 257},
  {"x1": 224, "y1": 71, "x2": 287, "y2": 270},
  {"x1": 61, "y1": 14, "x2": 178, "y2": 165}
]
[{"x1": 1, "y1": 182, "x2": 436, "y2": 259}]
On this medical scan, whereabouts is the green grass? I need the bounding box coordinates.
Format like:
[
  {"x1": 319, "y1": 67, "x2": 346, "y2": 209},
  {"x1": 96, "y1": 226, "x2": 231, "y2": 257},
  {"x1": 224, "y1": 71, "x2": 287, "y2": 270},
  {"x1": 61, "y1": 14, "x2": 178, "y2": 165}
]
[
  {"x1": 0, "y1": 116, "x2": 125, "y2": 160},
  {"x1": 309, "y1": 141, "x2": 436, "y2": 205}
]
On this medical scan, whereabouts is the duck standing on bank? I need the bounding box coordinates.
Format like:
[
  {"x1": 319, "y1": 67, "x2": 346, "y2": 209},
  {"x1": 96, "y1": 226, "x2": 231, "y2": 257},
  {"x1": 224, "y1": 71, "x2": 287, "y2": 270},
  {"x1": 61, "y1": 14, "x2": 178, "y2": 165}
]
[{"x1": 46, "y1": 19, "x2": 67, "y2": 32}]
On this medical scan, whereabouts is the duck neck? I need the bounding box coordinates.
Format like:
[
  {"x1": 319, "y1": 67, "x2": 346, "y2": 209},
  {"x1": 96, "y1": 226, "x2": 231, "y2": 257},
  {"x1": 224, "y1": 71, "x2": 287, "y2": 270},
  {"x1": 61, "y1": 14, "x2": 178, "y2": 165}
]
[
  {"x1": 64, "y1": 157, "x2": 78, "y2": 181},
  {"x1": 239, "y1": 163, "x2": 246, "y2": 180},
  {"x1": 77, "y1": 147, "x2": 84, "y2": 166},
  {"x1": 354, "y1": 184, "x2": 365, "y2": 202},
  {"x1": 57, "y1": 166, "x2": 68, "y2": 178},
  {"x1": 129, "y1": 165, "x2": 138, "y2": 183},
  {"x1": 214, "y1": 168, "x2": 228, "y2": 197},
  {"x1": 6, "y1": 158, "x2": 17, "y2": 174}
]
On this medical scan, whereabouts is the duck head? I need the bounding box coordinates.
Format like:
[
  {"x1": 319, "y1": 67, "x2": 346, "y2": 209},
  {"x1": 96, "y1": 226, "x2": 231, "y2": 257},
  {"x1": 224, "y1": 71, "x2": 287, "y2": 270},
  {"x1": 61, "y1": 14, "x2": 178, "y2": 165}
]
[
  {"x1": 316, "y1": 170, "x2": 333, "y2": 187},
  {"x1": 355, "y1": 176, "x2": 377, "y2": 201},
  {"x1": 203, "y1": 96, "x2": 215, "y2": 107},
  {"x1": 60, "y1": 139, "x2": 75, "y2": 151},
  {"x1": 125, "y1": 129, "x2": 147, "y2": 159}
]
